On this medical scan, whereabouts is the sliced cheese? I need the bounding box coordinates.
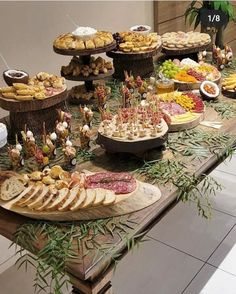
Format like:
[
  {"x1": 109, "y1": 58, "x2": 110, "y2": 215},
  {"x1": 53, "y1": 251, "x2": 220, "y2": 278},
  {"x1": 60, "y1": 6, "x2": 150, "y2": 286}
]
[
  {"x1": 58, "y1": 186, "x2": 80, "y2": 211},
  {"x1": 70, "y1": 189, "x2": 86, "y2": 211}
]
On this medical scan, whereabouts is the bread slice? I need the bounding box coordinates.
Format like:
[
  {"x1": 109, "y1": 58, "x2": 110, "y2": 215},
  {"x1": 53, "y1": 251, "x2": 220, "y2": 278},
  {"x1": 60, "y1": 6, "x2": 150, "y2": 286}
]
[
  {"x1": 103, "y1": 190, "x2": 116, "y2": 206},
  {"x1": 27, "y1": 186, "x2": 50, "y2": 209},
  {"x1": 58, "y1": 186, "x2": 80, "y2": 211},
  {"x1": 46, "y1": 188, "x2": 69, "y2": 210},
  {"x1": 93, "y1": 188, "x2": 106, "y2": 206},
  {"x1": 35, "y1": 192, "x2": 57, "y2": 211},
  {"x1": 0, "y1": 177, "x2": 25, "y2": 201},
  {"x1": 8, "y1": 185, "x2": 34, "y2": 207},
  {"x1": 80, "y1": 189, "x2": 96, "y2": 209},
  {"x1": 70, "y1": 189, "x2": 86, "y2": 211},
  {"x1": 17, "y1": 184, "x2": 43, "y2": 207}
]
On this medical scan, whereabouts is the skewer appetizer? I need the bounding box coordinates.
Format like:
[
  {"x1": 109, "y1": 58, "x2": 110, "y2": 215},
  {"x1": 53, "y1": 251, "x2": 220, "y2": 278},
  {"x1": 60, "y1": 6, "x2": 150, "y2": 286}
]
[
  {"x1": 8, "y1": 135, "x2": 24, "y2": 169},
  {"x1": 21, "y1": 126, "x2": 37, "y2": 158}
]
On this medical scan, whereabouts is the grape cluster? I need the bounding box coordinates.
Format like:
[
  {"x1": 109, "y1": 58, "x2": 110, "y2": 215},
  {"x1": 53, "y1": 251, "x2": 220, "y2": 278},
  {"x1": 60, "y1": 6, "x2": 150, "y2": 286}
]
[
  {"x1": 187, "y1": 69, "x2": 205, "y2": 82},
  {"x1": 113, "y1": 32, "x2": 124, "y2": 46},
  {"x1": 158, "y1": 60, "x2": 180, "y2": 79}
]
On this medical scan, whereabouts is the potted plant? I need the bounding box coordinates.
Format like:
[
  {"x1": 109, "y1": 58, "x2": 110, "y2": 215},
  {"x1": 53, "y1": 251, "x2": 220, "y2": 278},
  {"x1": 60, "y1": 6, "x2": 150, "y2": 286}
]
[{"x1": 185, "y1": 1, "x2": 235, "y2": 48}]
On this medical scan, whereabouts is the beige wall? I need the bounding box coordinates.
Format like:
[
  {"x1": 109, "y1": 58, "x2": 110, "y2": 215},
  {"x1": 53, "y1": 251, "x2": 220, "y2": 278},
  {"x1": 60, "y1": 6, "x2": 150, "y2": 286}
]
[{"x1": 0, "y1": 1, "x2": 154, "y2": 118}]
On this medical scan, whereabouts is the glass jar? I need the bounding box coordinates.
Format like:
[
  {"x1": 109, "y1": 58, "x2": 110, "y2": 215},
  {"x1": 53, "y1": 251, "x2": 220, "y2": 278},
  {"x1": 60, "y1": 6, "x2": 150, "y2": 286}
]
[{"x1": 156, "y1": 79, "x2": 174, "y2": 94}]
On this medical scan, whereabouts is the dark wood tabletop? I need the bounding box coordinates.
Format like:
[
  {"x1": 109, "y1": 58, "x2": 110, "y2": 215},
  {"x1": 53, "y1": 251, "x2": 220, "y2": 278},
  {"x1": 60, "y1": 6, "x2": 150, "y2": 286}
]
[{"x1": 0, "y1": 97, "x2": 236, "y2": 289}]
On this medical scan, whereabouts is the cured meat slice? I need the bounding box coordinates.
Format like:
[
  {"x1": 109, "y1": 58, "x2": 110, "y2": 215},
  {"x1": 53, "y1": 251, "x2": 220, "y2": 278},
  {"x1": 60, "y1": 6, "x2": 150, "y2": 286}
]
[{"x1": 85, "y1": 172, "x2": 137, "y2": 194}]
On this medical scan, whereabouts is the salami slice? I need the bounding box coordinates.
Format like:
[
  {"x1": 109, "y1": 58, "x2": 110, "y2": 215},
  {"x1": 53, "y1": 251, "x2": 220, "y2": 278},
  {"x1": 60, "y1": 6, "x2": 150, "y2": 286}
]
[{"x1": 85, "y1": 172, "x2": 137, "y2": 194}]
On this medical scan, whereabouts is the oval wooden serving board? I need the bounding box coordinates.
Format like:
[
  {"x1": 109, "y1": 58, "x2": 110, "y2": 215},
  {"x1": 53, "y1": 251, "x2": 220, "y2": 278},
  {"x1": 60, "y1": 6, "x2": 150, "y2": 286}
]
[
  {"x1": 161, "y1": 42, "x2": 210, "y2": 56},
  {"x1": 0, "y1": 180, "x2": 161, "y2": 221},
  {"x1": 0, "y1": 87, "x2": 67, "y2": 112},
  {"x1": 169, "y1": 111, "x2": 205, "y2": 132}
]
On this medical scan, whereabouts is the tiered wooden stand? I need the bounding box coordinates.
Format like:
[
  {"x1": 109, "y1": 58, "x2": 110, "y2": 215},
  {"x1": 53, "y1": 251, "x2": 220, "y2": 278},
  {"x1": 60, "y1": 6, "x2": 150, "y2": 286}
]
[
  {"x1": 106, "y1": 45, "x2": 162, "y2": 81},
  {"x1": 53, "y1": 43, "x2": 116, "y2": 104},
  {"x1": 0, "y1": 88, "x2": 67, "y2": 137}
]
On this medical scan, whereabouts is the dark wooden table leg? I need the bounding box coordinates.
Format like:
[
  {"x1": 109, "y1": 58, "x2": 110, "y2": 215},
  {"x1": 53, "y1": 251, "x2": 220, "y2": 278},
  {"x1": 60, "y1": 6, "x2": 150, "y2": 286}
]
[{"x1": 70, "y1": 265, "x2": 114, "y2": 294}]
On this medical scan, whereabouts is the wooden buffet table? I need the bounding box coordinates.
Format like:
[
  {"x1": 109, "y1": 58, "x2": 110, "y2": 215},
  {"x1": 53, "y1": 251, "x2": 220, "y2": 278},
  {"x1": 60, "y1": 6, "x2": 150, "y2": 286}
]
[{"x1": 0, "y1": 95, "x2": 236, "y2": 294}]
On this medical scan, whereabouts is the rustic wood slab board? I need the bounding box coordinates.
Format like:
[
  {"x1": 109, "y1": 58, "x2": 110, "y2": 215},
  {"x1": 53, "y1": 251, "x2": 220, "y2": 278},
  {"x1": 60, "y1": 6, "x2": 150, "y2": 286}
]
[
  {"x1": 53, "y1": 42, "x2": 117, "y2": 56},
  {"x1": 162, "y1": 42, "x2": 210, "y2": 56},
  {"x1": 0, "y1": 87, "x2": 67, "y2": 112},
  {"x1": 0, "y1": 181, "x2": 161, "y2": 221}
]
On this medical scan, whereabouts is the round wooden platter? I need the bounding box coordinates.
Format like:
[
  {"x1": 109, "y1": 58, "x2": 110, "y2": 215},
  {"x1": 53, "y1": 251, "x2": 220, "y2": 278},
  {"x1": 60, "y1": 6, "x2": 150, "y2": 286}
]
[
  {"x1": 0, "y1": 87, "x2": 67, "y2": 112},
  {"x1": 174, "y1": 75, "x2": 221, "y2": 92},
  {"x1": 53, "y1": 41, "x2": 117, "y2": 56},
  {"x1": 61, "y1": 69, "x2": 114, "y2": 82},
  {"x1": 161, "y1": 42, "x2": 210, "y2": 56},
  {"x1": 106, "y1": 43, "x2": 162, "y2": 60},
  {"x1": 222, "y1": 88, "x2": 236, "y2": 99},
  {"x1": 97, "y1": 119, "x2": 168, "y2": 154},
  {"x1": 168, "y1": 111, "x2": 205, "y2": 132},
  {"x1": 0, "y1": 180, "x2": 161, "y2": 221}
]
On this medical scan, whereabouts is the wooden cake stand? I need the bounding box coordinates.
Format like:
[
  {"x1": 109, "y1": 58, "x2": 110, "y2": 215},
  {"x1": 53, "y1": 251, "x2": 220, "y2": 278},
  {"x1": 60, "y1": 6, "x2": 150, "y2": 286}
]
[
  {"x1": 53, "y1": 42, "x2": 116, "y2": 104},
  {"x1": 106, "y1": 44, "x2": 162, "y2": 80},
  {"x1": 162, "y1": 42, "x2": 211, "y2": 56},
  {"x1": 0, "y1": 88, "x2": 67, "y2": 137}
]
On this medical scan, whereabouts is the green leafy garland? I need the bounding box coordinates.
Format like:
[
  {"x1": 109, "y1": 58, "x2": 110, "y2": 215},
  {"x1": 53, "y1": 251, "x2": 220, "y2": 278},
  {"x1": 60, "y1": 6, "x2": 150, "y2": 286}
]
[{"x1": 205, "y1": 101, "x2": 236, "y2": 119}]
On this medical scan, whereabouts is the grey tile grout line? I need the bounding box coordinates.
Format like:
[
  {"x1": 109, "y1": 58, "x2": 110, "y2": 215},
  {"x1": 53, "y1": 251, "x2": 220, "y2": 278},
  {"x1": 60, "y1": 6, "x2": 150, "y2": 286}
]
[
  {"x1": 206, "y1": 261, "x2": 236, "y2": 278},
  {"x1": 147, "y1": 235, "x2": 206, "y2": 263},
  {"x1": 215, "y1": 168, "x2": 236, "y2": 177},
  {"x1": 180, "y1": 223, "x2": 236, "y2": 294},
  {"x1": 0, "y1": 254, "x2": 16, "y2": 268}
]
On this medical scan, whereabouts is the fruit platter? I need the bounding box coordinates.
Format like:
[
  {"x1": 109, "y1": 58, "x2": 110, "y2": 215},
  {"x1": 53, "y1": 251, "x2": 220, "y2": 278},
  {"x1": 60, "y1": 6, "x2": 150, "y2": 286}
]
[
  {"x1": 97, "y1": 104, "x2": 168, "y2": 154},
  {"x1": 161, "y1": 31, "x2": 211, "y2": 55},
  {"x1": 147, "y1": 90, "x2": 205, "y2": 132},
  {"x1": 158, "y1": 58, "x2": 221, "y2": 91},
  {"x1": 221, "y1": 74, "x2": 236, "y2": 99},
  {"x1": 0, "y1": 167, "x2": 161, "y2": 221}
]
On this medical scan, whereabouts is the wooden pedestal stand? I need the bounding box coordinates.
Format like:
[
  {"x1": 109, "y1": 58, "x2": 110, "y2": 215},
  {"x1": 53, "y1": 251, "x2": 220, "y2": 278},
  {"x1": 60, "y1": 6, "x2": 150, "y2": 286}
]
[
  {"x1": 106, "y1": 45, "x2": 162, "y2": 81},
  {"x1": 53, "y1": 43, "x2": 116, "y2": 104},
  {"x1": 0, "y1": 88, "x2": 67, "y2": 138}
]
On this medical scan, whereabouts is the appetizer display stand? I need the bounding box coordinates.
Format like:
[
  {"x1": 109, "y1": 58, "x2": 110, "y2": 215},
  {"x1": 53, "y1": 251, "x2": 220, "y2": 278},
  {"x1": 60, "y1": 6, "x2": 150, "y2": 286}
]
[
  {"x1": 106, "y1": 45, "x2": 162, "y2": 80},
  {"x1": 0, "y1": 99, "x2": 236, "y2": 294},
  {"x1": 162, "y1": 42, "x2": 210, "y2": 56},
  {"x1": 53, "y1": 43, "x2": 116, "y2": 103},
  {"x1": 0, "y1": 88, "x2": 67, "y2": 137}
]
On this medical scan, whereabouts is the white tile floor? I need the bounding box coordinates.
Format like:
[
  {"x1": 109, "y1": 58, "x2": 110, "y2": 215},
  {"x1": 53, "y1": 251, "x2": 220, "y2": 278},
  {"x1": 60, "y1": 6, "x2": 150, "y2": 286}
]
[{"x1": 0, "y1": 154, "x2": 236, "y2": 293}]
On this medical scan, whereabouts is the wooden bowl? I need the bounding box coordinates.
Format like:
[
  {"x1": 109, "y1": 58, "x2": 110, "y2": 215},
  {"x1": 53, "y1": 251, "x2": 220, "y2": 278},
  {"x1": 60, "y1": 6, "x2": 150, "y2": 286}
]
[{"x1": 3, "y1": 69, "x2": 29, "y2": 86}]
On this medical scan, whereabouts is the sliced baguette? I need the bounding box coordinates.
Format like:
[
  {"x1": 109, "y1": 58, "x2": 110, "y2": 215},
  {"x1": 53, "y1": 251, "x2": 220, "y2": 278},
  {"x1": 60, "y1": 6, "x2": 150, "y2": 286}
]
[
  {"x1": 35, "y1": 192, "x2": 57, "y2": 211},
  {"x1": 70, "y1": 189, "x2": 86, "y2": 211},
  {"x1": 103, "y1": 190, "x2": 116, "y2": 206},
  {"x1": 93, "y1": 188, "x2": 106, "y2": 206},
  {"x1": 9, "y1": 185, "x2": 34, "y2": 206},
  {"x1": 46, "y1": 188, "x2": 70, "y2": 210},
  {"x1": 0, "y1": 177, "x2": 25, "y2": 201},
  {"x1": 17, "y1": 184, "x2": 43, "y2": 207},
  {"x1": 27, "y1": 186, "x2": 50, "y2": 209},
  {"x1": 80, "y1": 189, "x2": 96, "y2": 209},
  {"x1": 58, "y1": 186, "x2": 80, "y2": 211}
]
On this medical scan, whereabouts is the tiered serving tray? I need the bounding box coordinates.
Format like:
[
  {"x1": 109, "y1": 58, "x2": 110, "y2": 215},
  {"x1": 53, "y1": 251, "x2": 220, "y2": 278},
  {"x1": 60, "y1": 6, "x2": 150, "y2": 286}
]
[
  {"x1": 107, "y1": 45, "x2": 162, "y2": 80},
  {"x1": 53, "y1": 42, "x2": 116, "y2": 104},
  {"x1": 0, "y1": 87, "x2": 67, "y2": 137}
]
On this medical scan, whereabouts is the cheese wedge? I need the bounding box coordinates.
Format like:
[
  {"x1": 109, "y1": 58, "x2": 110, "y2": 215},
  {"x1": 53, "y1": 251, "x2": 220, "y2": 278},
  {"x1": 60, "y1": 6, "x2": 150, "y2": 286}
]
[
  {"x1": 103, "y1": 190, "x2": 116, "y2": 206},
  {"x1": 70, "y1": 189, "x2": 86, "y2": 211},
  {"x1": 27, "y1": 186, "x2": 50, "y2": 209},
  {"x1": 93, "y1": 188, "x2": 106, "y2": 206},
  {"x1": 46, "y1": 188, "x2": 70, "y2": 210},
  {"x1": 58, "y1": 186, "x2": 80, "y2": 211}
]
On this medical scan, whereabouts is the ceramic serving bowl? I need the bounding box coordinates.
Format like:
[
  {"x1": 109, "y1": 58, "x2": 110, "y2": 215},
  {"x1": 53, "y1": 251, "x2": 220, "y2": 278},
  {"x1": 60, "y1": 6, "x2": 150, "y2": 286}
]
[{"x1": 130, "y1": 25, "x2": 151, "y2": 35}]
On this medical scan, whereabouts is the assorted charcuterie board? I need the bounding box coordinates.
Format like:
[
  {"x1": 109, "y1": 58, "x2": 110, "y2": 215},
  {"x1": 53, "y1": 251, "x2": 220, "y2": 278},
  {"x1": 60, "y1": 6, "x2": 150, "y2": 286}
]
[{"x1": 0, "y1": 168, "x2": 161, "y2": 220}]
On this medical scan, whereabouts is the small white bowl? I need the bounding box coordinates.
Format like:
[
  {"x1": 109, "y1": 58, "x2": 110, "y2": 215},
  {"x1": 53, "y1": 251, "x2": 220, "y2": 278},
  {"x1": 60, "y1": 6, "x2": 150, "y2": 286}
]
[
  {"x1": 130, "y1": 25, "x2": 151, "y2": 35},
  {"x1": 0, "y1": 123, "x2": 7, "y2": 148},
  {"x1": 72, "y1": 26, "x2": 97, "y2": 41}
]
